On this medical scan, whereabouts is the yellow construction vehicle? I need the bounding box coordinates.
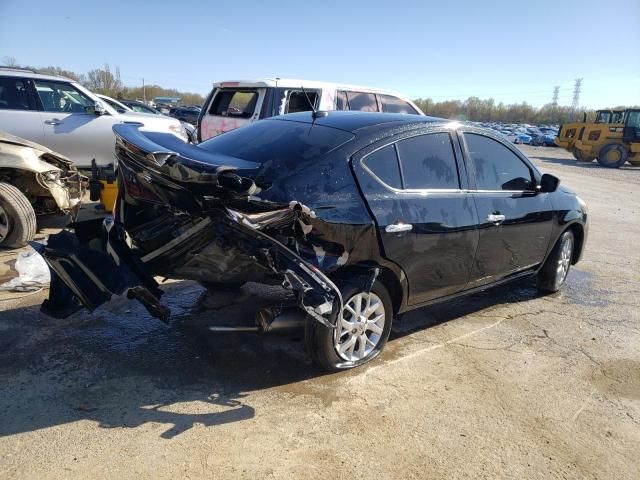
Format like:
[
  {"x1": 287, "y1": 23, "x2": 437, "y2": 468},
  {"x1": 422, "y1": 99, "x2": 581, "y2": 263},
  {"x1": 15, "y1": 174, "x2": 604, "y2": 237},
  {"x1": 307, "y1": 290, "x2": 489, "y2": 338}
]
[
  {"x1": 555, "y1": 109, "x2": 623, "y2": 160},
  {"x1": 573, "y1": 109, "x2": 640, "y2": 167}
]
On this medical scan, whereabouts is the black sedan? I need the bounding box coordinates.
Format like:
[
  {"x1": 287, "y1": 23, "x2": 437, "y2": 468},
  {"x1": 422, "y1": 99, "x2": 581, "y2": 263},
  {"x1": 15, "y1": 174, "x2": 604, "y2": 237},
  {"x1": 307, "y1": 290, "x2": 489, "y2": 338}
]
[{"x1": 35, "y1": 111, "x2": 588, "y2": 371}]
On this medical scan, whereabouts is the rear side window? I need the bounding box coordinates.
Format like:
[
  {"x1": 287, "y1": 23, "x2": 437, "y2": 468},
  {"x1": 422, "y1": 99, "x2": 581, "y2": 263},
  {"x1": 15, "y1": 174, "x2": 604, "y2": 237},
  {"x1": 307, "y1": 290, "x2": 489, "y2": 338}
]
[
  {"x1": 209, "y1": 90, "x2": 258, "y2": 118},
  {"x1": 396, "y1": 133, "x2": 460, "y2": 189},
  {"x1": 362, "y1": 145, "x2": 402, "y2": 189},
  {"x1": 0, "y1": 77, "x2": 32, "y2": 110},
  {"x1": 464, "y1": 133, "x2": 534, "y2": 191},
  {"x1": 379, "y1": 94, "x2": 418, "y2": 115},
  {"x1": 345, "y1": 91, "x2": 378, "y2": 112},
  {"x1": 336, "y1": 90, "x2": 348, "y2": 110}
]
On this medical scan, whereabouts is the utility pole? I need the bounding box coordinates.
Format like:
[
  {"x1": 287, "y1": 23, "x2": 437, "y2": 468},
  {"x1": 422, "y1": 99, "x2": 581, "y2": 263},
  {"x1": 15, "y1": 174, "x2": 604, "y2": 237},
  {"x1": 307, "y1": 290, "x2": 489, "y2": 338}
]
[
  {"x1": 143, "y1": 77, "x2": 146, "y2": 104},
  {"x1": 571, "y1": 78, "x2": 582, "y2": 119}
]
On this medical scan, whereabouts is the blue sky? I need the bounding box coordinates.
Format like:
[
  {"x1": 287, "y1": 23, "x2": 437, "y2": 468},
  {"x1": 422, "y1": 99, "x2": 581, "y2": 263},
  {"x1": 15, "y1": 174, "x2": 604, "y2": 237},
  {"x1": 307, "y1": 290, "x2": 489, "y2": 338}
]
[{"x1": 1, "y1": 0, "x2": 638, "y2": 108}]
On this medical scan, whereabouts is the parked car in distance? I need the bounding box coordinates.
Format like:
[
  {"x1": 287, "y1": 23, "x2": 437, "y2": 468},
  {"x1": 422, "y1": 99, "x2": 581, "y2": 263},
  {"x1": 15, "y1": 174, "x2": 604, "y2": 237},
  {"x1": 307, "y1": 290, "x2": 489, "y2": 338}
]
[
  {"x1": 0, "y1": 132, "x2": 86, "y2": 248},
  {"x1": 36, "y1": 111, "x2": 588, "y2": 371},
  {"x1": 197, "y1": 78, "x2": 424, "y2": 141},
  {"x1": 170, "y1": 107, "x2": 200, "y2": 125},
  {"x1": 531, "y1": 133, "x2": 557, "y2": 147},
  {"x1": 95, "y1": 94, "x2": 131, "y2": 114},
  {"x1": 0, "y1": 68, "x2": 189, "y2": 168},
  {"x1": 119, "y1": 100, "x2": 163, "y2": 115}
]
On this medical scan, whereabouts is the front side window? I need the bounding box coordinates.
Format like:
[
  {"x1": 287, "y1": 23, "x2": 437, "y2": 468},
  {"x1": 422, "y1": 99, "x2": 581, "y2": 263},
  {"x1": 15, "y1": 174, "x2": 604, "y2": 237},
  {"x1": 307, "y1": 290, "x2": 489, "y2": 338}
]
[
  {"x1": 209, "y1": 89, "x2": 258, "y2": 118},
  {"x1": 34, "y1": 80, "x2": 94, "y2": 113},
  {"x1": 396, "y1": 133, "x2": 460, "y2": 189},
  {"x1": 464, "y1": 133, "x2": 534, "y2": 191},
  {"x1": 379, "y1": 94, "x2": 418, "y2": 114},
  {"x1": 286, "y1": 90, "x2": 318, "y2": 113},
  {"x1": 626, "y1": 111, "x2": 640, "y2": 128},
  {"x1": 362, "y1": 145, "x2": 402, "y2": 189},
  {"x1": 345, "y1": 91, "x2": 377, "y2": 112},
  {"x1": 0, "y1": 77, "x2": 32, "y2": 110}
]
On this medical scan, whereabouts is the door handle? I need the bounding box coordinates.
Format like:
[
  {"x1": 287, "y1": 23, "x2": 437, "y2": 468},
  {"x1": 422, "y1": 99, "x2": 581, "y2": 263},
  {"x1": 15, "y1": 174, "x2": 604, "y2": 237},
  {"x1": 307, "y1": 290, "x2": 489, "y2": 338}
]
[
  {"x1": 385, "y1": 223, "x2": 413, "y2": 233},
  {"x1": 44, "y1": 119, "x2": 62, "y2": 125},
  {"x1": 487, "y1": 213, "x2": 506, "y2": 224}
]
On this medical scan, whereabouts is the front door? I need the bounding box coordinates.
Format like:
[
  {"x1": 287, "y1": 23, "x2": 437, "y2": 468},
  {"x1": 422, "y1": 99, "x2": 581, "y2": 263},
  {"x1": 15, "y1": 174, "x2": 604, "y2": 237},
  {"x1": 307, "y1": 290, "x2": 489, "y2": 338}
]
[
  {"x1": 460, "y1": 131, "x2": 554, "y2": 286},
  {"x1": 352, "y1": 130, "x2": 479, "y2": 305},
  {"x1": 33, "y1": 79, "x2": 118, "y2": 167}
]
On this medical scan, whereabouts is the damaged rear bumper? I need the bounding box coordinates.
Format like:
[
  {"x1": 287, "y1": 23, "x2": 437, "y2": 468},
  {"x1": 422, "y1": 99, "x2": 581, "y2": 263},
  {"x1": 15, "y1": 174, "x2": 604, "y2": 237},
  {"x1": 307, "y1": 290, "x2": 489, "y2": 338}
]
[{"x1": 36, "y1": 208, "x2": 343, "y2": 329}]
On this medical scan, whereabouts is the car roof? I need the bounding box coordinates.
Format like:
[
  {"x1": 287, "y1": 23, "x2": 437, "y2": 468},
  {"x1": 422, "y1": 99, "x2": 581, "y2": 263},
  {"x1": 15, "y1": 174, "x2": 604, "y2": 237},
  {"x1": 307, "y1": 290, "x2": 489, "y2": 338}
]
[
  {"x1": 0, "y1": 68, "x2": 74, "y2": 83},
  {"x1": 271, "y1": 111, "x2": 447, "y2": 133},
  {"x1": 212, "y1": 78, "x2": 409, "y2": 97}
]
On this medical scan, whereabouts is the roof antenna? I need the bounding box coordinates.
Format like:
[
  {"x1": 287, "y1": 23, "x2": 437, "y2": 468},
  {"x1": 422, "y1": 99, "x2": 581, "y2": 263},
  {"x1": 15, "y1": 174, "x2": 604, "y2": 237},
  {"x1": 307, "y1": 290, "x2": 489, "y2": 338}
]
[{"x1": 301, "y1": 86, "x2": 328, "y2": 119}]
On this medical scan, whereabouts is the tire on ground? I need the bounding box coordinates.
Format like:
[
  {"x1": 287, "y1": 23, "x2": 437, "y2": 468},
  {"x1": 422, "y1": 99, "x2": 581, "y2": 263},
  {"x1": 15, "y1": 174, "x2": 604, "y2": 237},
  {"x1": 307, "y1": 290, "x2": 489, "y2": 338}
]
[
  {"x1": 305, "y1": 279, "x2": 393, "y2": 372},
  {"x1": 597, "y1": 143, "x2": 629, "y2": 168},
  {"x1": 0, "y1": 181, "x2": 37, "y2": 249},
  {"x1": 537, "y1": 230, "x2": 574, "y2": 293}
]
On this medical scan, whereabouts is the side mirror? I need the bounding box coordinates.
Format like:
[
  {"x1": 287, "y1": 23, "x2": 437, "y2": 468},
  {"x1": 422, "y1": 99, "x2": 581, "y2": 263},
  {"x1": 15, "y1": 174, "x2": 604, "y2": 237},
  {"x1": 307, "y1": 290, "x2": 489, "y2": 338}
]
[
  {"x1": 87, "y1": 101, "x2": 106, "y2": 116},
  {"x1": 539, "y1": 173, "x2": 560, "y2": 193}
]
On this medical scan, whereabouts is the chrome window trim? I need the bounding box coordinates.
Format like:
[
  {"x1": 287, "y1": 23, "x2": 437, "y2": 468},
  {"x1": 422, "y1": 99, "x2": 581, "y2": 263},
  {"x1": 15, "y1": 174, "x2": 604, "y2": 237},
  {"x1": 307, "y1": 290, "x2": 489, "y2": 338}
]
[{"x1": 359, "y1": 156, "x2": 535, "y2": 196}]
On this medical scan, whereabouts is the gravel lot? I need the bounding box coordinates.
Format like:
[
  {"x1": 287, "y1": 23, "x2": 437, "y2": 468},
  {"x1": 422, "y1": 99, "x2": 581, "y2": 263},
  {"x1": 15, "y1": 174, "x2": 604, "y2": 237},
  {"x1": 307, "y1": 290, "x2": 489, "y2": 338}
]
[{"x1": 1, "y1": 146, "x2": 638, "y2": 479}]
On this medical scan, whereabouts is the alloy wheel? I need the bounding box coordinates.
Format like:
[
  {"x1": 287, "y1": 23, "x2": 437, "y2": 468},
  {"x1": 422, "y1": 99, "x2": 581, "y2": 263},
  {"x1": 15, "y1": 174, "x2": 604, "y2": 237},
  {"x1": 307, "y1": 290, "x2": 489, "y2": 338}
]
[
  {"x1": 334, "y1": 291, "x2": 386, "y2": 362},
  {"x1": 556, "y1": 235, "x2": 573, "y2": 286}
]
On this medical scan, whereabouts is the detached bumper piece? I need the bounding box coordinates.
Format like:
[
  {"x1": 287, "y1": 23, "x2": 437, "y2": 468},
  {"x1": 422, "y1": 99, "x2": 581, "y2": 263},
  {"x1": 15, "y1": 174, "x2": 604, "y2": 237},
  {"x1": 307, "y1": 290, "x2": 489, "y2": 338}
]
[{"x1": 33, "y1": 218, "x2": 166, "y2": 321}]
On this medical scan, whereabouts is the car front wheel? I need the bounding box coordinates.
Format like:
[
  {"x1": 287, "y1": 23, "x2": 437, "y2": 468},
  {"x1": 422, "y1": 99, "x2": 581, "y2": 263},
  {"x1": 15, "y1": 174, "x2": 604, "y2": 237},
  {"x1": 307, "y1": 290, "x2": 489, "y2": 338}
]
[
  {"x1": 537, "y1": 230, "x2": 574, "y2": 293},
  {"x1": 0, "y1": 182, "x2": 37, "y2": 249},
  {"x1": 305, "y1": 279, "x2": 393, "y2": 371}
]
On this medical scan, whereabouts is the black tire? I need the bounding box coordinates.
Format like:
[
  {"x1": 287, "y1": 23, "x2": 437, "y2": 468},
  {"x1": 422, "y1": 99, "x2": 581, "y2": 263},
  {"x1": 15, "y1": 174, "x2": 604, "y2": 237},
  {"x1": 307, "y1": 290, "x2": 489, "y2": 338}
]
[
  {"x1": 573, "y1": 149, "x2": 594, "y2": 162},
  {"x1": 537, "y1": 230, "x2": 574, "y2": 293},
  {"x1": 305, "y1": 279, "x2": 393, "y2": 371},
  {"x1": 0, "y1": 182, "x2": 37, "y2": 249},
  {"x1": 597, "y1": 143, "x2": 628, "y2": 168},
  {"x1": 199, "y1": 280, "x2": 245, "y2": 292}
]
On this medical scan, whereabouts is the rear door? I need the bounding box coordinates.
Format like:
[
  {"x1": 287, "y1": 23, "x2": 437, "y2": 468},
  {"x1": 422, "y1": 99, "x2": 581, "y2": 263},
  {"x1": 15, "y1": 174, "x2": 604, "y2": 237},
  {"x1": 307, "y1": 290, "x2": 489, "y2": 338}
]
[
  {"x1": 0, "y1": 76, "x2": 45, "y2": 144},
  {"x1": 460, "y1": 131, "x2": 554, "y2": 286},
  {"x1": 352, "y1": 129, "x2": 479, "y2": 304}
]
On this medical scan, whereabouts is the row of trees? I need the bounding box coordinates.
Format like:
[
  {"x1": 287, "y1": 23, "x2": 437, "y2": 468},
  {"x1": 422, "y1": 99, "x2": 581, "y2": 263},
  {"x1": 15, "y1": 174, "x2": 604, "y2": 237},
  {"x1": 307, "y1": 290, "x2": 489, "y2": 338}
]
[
  {"x1": 412, "y1": 97, "x2": 594, "y2": 125},
  {"x1": 3, "y1": 58, "x2": 205, "y2": 106}
]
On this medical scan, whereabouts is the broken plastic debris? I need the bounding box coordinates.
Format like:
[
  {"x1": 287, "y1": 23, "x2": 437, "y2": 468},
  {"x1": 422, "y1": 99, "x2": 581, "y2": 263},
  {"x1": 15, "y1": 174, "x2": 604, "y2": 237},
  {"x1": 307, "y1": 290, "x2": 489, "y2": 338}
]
[{"x1": 0, "y1": 246, "x2": 51, "y2": 292}]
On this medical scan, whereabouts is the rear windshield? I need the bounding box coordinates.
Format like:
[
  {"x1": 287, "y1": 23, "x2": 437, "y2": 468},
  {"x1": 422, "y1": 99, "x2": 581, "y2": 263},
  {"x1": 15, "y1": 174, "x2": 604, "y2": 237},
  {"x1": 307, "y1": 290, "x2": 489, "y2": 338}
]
[
  {"x1": 209, "y1": 89, "x2": 258, "y2": 118},
  {"x1": 199, "y1": 119, "x2": 354, "y2": 164}
]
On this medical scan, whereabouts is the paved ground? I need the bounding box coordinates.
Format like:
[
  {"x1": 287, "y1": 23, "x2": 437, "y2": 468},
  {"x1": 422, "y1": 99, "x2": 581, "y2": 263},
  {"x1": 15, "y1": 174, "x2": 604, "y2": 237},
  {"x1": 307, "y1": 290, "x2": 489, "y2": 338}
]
[{"x1": 1, "y1": 146, "x2": 638, "y2": 479}]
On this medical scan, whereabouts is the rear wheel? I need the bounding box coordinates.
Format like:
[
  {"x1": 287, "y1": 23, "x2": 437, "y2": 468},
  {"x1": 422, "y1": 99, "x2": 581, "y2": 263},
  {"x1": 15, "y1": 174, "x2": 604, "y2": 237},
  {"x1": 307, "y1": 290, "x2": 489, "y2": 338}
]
[
  {"x1": 537, "y1": 230, "x2": 574, "y2": 293},
  {"x1": 0, "y1": 182, "x2": 37, "y2": 249},
  {"x1": 597, "y1": 143, "x2": 628, "y2": 168},
  {"x1": 305, "y1": 279, "x2": 393, "y2": 371}
]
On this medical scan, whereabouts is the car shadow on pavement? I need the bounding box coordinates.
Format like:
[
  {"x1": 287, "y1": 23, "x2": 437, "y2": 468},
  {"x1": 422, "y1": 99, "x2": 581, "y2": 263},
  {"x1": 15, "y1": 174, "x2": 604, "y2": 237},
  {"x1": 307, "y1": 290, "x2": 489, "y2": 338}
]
[
  {"x1": 0, "y1": 277, "x2": 542, "y2": 440},
  {"x1": 0, "y1": 281, "x2": 318, "y2": 440}
]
